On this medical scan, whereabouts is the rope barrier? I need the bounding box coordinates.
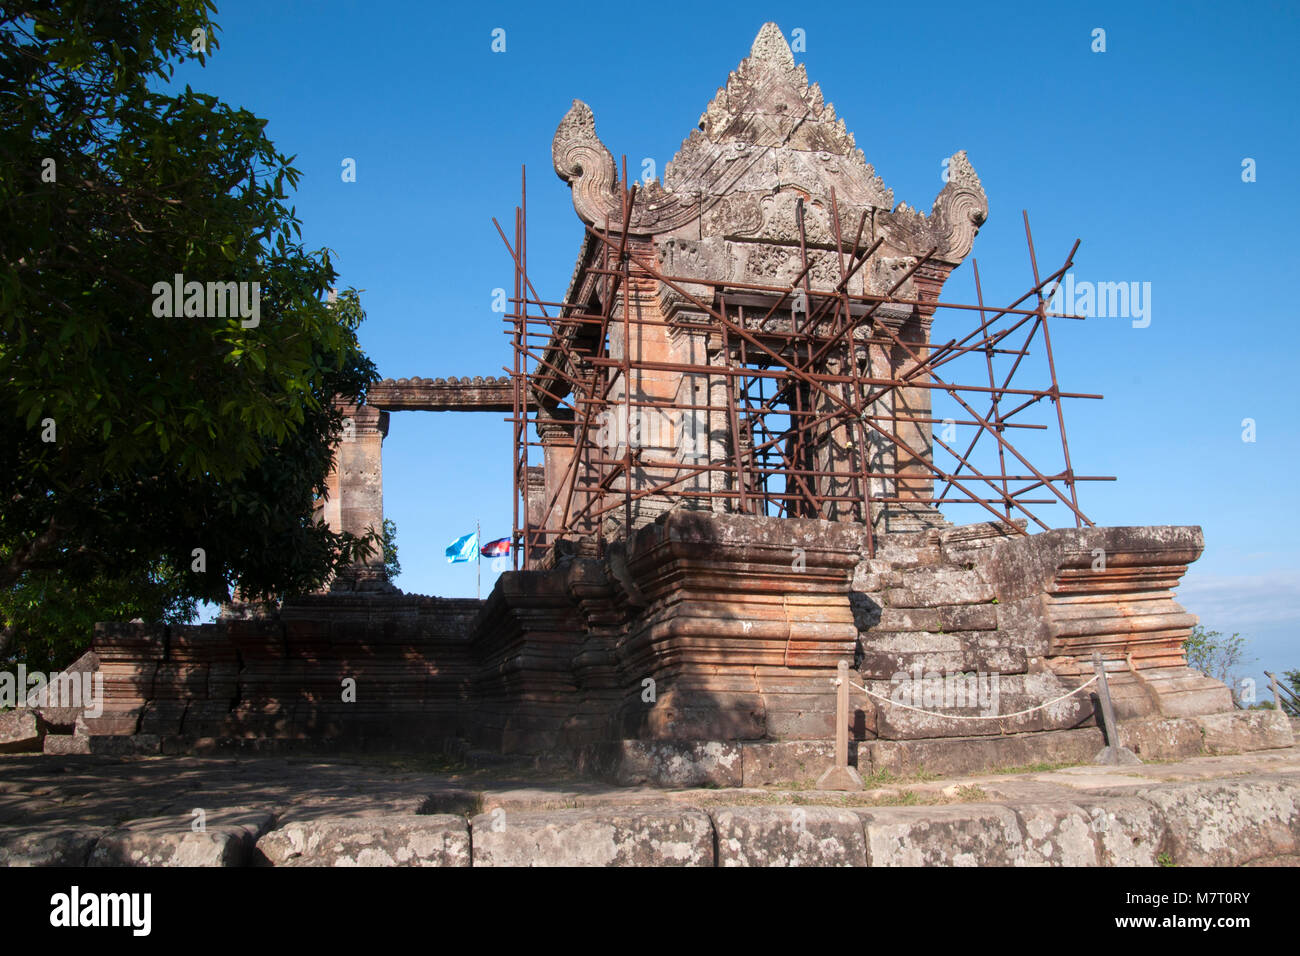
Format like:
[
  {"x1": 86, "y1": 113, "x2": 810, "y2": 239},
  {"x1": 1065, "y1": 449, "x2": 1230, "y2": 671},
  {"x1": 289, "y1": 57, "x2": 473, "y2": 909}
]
[{"x1": 847, "y1": 674, "x2": 1099, "y2": 721}]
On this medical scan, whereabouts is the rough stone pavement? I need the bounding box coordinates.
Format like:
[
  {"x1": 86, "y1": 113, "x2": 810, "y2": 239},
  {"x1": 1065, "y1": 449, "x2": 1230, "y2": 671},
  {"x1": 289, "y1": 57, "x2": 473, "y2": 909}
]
[{"x1": 1, "y1": 747, "x2": 1298, "y2": 866}]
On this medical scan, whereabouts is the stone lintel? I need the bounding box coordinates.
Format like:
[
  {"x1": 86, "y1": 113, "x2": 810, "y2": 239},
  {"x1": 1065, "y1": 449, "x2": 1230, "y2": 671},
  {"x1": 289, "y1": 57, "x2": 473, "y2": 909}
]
[{"x1": 367, "y1": 376, "x2": 518, "y2": 412}]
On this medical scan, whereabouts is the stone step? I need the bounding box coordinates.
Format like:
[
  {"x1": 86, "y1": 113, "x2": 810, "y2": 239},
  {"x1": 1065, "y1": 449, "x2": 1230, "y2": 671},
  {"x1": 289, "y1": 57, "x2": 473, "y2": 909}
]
[
  {"x1": 883, "y1": 577, "x2": 995, "y2": 608},
  {"x1": 43, "y1": 734, "x2": 91, "y2": 755},
  {"x1": 876, "y1": 565, "x2": 984, "y2": 589},
  {"x1": 0, "y1": 710, "x2": 42, "y2": 753},
  {"x1": 1197, "y1": 710, "x2": 1294, "y2": 753},
  {"x1": 867, "y1": 554, "x2": 944, "y2": 572},
  {"x1": 876, "y1": 604, "x2": 998, "y2": 633},
  {"x1": 857, "y1": 670, "x2": 1095, "y2": 739},
  {"x1": 894, "y1": 564, "x2": 984, "y2": 582},
  {"x1": 857, "y1": 631, "x2": 1027, "y2": 677}
]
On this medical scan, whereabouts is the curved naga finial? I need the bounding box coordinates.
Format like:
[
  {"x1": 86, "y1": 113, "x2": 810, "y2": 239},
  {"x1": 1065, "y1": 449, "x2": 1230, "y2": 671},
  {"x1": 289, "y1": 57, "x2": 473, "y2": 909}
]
[
  {"x1": 552, "y1": 99, "x2": 620, "y2": 227},
  {"x1": 552, "y1": 99, "x2": 702, "y2": 234},
  {"x1": 929, "y1": 150, "x2": 988, "y2": 263}
]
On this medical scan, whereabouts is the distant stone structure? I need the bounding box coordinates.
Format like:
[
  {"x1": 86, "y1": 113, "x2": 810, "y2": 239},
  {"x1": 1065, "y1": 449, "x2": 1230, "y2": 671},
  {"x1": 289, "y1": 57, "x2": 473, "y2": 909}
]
[
  {"x1": 72, "y1": 24, "x2": 1289, "y2": 780},
  {"x1": 320, "y1": 379, "x2": 512, "y2": 589}
]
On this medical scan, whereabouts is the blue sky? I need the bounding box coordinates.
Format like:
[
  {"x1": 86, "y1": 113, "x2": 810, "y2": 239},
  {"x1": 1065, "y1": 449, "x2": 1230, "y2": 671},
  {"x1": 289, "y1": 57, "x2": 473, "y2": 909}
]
[{"x1": 178, "y1": 0, "x2": 1297, "y2": 695}]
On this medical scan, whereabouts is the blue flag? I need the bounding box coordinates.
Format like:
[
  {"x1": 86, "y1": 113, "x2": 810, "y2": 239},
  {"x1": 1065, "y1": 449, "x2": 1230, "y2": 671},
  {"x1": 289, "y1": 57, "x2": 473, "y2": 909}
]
[{"x1": 445, "y1": 531, "x2": 478, "y2": 564}]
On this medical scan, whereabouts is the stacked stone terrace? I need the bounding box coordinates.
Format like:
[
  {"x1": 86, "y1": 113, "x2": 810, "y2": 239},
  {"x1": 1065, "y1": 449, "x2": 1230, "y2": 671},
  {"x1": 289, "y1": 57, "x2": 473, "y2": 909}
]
[{"x1": 68, "y1": 508, "x2": 1290, "y2": 784}]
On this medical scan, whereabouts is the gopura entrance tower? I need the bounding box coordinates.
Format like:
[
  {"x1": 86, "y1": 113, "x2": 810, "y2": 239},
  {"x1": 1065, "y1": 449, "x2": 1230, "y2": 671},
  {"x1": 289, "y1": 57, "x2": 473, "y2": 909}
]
[
  {"x1": 529, "y1": 23, "x2": 989, "y2": 550},
  {"x1": 477, "y1": 23, "x2": 1273, "y2": 778},
  {"x1": 82, "y1": 24, "x2": 1290, "y2": 778}
]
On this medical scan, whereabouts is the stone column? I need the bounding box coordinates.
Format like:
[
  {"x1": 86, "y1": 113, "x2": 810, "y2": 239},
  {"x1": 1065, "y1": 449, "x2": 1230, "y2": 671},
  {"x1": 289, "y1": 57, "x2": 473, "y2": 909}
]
[
  {"x1": 324, "y1": 401, "x2": 390, "y2": 590},
  {"x1": 808, "y1": 344, "x2": 859, "y2": 523},
  {"x1": 666, "y1": 321, "x2": 715, "y2": 511},
  {"x1": 537, "y1": 409, "x2": 576, "y2": 552},
  {"x1": 658, "y1": 269, "x2": 720, "y2": 517},
  {"x1": 524, "y1": 465, "x2": 546, "y2": 538},
  {"x1": 705, "y1": 340, "x2": 734, "y2": 515},
  {"x1": 603, "y1": 261, "x2": 686, "y2": 531},
  {"x1": 892, "y1": 312, "x2": 933, "y2": 504},
  {"x1": 885, "y1": 265, "x2": 952, "y2": 533},
  {"x1": 861, "y1": 313, "x2": 902, "y2": 533}
]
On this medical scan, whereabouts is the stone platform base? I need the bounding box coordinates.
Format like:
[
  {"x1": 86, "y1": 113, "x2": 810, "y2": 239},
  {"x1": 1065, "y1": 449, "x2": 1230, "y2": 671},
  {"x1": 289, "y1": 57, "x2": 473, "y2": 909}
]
[
  {"x1": 579, "y1": 709, "x2": 1295, "y2": 788},
  {"x1": 4, "y1": 744, "x2": 1299, "y2": 867},
  {"x1": 5, "y1": 769, "x2": 1297, "y2": 867},
  {"x1": 49, "y1": 515, "x2": 1264, "y2": 774}
]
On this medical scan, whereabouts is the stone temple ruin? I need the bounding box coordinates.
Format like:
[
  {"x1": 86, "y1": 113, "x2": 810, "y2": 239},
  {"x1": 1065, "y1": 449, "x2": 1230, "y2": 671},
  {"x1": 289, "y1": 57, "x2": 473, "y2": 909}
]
[{"x1": 68, "y1": 24, "x2": 1289, "y2": 782}]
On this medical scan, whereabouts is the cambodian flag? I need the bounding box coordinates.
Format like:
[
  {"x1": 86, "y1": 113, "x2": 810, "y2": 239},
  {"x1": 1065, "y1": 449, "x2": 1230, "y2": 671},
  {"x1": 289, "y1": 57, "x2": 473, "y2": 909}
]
[
  {"x1": 445, "y1": 531, "x2": 478, "y2": 563},
  {"x1": 480, "y1": 537, "x2": 511, "y2": 558}
]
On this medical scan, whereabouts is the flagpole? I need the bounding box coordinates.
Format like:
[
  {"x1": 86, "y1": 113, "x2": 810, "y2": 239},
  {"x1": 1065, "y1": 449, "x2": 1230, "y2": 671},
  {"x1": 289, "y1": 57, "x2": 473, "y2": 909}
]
[{"x1": 476, "y1": 518, "x2": 481, "y2": 600}]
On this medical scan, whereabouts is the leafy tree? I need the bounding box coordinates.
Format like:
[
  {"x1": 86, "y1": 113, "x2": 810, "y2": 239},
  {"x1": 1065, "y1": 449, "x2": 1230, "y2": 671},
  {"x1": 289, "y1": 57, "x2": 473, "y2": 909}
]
[
  {"x1": 0, "y1": 1, "x2": 378, "y2": 665},
  {"x1": 381, "y1": 517, "x2": 400, "y2": 582},
  {"x1": 1, "y1": 562, "x2": 196, "y2": 672},
  {"x1": 1184, "y1": 625, "x2": 1253, "y2": 704}
]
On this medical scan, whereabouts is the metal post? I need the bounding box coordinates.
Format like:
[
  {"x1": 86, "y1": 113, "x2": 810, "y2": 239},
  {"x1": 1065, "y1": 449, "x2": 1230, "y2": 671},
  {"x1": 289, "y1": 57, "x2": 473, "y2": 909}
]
[
  {"x1": 1093, "y1": 652, "x2": 1140, "y2": 765},
  {"x1": 497, "y1": 185, "x2": 1108, "y2": 546},
  {"x1": 816, "y1": 660, "x2": 864, "y2": 790},
  {"x1": 1265, "y1": 671, "x2": 1298, "y2": 716}
]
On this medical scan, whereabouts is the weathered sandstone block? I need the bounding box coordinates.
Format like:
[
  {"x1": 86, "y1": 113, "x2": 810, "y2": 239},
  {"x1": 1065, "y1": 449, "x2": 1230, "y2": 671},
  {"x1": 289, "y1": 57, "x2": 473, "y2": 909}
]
[
  {"x1": 741, "y1": 740, "x2": 836, "y2": 787},
  {"x1": 469, "y1": 806, "x2": 714, "y2": 867},
  {"x1": 1011, "y1": 803, "x2": 1101, "y2": 866},
  {"x1": 865, "y1": 727, "x2": 1104, "y2": 777},
  {"x1": 856, "y1": 804, "x2": 1027, "y2": 866},
  {"x1": 579, "y1": 739, "x2": 742, "y2": 788},
  {"x1": 0, "y1": 828, "x2": 101, "y2": 866},
  {"x1": 0, "y1": 709, "x2": 43, "y2": 753},
  {"x1": 89, "y1": 810, "x2": 274, "y2": 867},
  {"x1": 257, "y1": 814, "x2": 469, "y2": 867},
  {"x1": 711, "y1": 806, "x2": 867, "y2": 867},
  {"x1": 1196, "y1": 709, "x2": 1294, "y2": 753},
  {"x1": 1071, "y1": 796, "x2": 1170, "y2": 866},
  {"x1": 1118, "y1": 777, "x2": 1300, "y2": 866}
]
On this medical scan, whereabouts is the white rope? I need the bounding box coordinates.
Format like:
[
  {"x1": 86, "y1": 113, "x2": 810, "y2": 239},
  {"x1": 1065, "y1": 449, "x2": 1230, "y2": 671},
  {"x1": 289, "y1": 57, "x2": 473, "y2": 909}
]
[{"x1": 847, "y1": 674, "x2": 1099, "y2": 721}]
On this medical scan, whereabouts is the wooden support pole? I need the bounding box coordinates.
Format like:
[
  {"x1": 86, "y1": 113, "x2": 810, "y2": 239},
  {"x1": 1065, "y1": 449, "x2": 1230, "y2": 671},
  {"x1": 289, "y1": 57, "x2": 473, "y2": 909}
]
[
  {"x1": 816, "y1": 660, "x2": 864, "y2": 791},
  {"x1": 1093, "y1": 652, "x2": 1140, "y2": 766}
]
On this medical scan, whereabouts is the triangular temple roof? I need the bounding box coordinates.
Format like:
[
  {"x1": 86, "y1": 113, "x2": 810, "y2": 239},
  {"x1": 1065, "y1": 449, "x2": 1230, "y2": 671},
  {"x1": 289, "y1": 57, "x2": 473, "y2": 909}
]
[{"x1": 553, "y1": 22, "x2": 987, "y2": 268}]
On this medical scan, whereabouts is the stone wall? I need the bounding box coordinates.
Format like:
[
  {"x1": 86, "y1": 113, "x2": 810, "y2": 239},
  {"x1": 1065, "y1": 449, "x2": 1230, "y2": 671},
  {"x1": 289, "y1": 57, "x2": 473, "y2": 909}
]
[
  {"x1": 469, "y1": 512, "x2": 1235, "y2": 752},
  {"x1": 80, "y1": 512, "x2": 1288, "y2": 780},
  {"x1": 850, "y1": 521, "x2": 1232, "y2": 741},
  {"x1": 84, "y1": 596, "x2": 480, "y2": 750}
]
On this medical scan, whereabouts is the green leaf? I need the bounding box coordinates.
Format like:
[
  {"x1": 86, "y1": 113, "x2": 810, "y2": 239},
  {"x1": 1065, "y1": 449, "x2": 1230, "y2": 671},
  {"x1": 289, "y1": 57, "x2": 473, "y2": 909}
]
[{"x1": 0, "y1": 0, "x2": 376, "y2": 661}]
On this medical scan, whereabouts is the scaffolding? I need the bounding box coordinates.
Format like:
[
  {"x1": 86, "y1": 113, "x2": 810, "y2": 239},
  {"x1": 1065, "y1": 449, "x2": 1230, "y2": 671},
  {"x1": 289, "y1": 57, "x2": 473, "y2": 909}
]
[{"x1": 496, "y1": 165, "x2": 1112, "y2": 569}]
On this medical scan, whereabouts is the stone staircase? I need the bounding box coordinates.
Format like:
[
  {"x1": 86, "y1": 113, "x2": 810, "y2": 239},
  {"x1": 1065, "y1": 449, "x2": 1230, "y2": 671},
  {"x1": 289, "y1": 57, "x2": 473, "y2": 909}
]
[{"x1": 850, "y1": 526, "x2": 1093, "y2": 743}]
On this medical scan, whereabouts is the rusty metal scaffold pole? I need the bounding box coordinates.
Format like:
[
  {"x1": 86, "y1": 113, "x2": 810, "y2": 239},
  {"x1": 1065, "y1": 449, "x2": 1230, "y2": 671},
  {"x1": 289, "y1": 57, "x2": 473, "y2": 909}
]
[{"x1": 495, "y1": 167, "x2": 1110, "y2": 570}]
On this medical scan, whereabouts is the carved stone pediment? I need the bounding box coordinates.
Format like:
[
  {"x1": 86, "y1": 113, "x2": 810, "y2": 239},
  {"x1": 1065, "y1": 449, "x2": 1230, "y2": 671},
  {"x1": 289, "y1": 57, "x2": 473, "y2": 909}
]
[
  {"x1": 552, "y1": 22, "x2": 988, "y2": 268},
  {"x1": 552, "y1": 100, "x2": 703, "y2": 234}
]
